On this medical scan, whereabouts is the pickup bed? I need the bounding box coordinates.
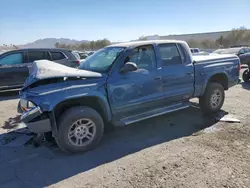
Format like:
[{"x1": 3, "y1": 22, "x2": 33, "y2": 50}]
[{"x1": 19, "y1": 40, "x2": 240, "y2": 153}]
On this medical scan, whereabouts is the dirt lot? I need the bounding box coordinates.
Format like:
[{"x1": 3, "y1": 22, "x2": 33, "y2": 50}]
[{"x1": 0, "y1": 69, "x2": 250, "y2": 188}]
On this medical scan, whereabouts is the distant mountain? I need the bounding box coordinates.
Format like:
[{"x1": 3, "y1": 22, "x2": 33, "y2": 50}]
[{"x1": 18, "y1": 38, "x2": 89, "y2": 48}]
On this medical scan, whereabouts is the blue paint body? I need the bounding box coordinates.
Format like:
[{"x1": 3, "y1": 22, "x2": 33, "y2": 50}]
[{"x1": 19, "y1": 41, "x2": 240, "y2": 133}]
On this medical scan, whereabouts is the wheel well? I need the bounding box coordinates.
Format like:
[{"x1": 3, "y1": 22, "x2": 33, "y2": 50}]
[
  {"x1": 208, "y1": 73, "x2": 228, "y2": 90},
  {"x1": 53, "y1": 96, "x2": 108, "y2": 125}
]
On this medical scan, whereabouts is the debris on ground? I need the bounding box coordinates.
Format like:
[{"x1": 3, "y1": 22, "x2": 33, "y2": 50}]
[
  {"x1": 2, "y1": 115, "x2": 21, "y2": 129},
  {"x1": 33, "y1": 134, "x2": 45, "y2": 147},
  {"x1": 192, "y1": 123, "x2": 222, "y2": 136},
  {"x1": 201, "y1": 123, "x2": 222, "y2": 133},
  {"x1": 215, "y1": 112, "x2": 240, "y2": 123}
]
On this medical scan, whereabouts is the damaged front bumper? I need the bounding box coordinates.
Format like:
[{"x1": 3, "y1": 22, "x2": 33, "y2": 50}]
[{"x1": 21, "y1": 106, "x2": 52, "y2": 133}]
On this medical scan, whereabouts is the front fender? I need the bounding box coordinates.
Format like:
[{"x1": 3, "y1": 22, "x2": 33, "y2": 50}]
[{"x1": 46, "y1": 91, "x2": 112, "y2": 122}]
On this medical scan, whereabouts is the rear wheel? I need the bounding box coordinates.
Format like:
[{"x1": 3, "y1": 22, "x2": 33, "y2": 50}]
[
  {"x1": 56, "y1": 106, "x2": 104, "y2": 154},
  {"x1": 242, "y1": 69, "x2": 250, "y2": 82},
  {"x1": 199, "y1": 83, "x2": 225, "y2": 114}
]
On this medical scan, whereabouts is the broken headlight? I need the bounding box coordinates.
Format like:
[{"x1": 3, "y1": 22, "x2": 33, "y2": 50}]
[{"x1": 20, "y1": 99, "x2": 36, "y2": 111}]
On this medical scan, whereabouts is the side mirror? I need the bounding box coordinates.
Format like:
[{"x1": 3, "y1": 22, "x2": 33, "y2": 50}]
[{"x1": 120, "y1": 62, "x2": 138, "y2": 73}]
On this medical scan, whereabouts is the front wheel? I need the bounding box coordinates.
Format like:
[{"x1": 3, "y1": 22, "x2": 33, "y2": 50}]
[
  {"x1": 199, "y1": 83, "x2": 225, "y2": 114},
  {"x1": 56, "y1": 106, "x2": 104, "y2": 154},
  {"x1": 242, "y1": 69, "x2": 250, "y2": 82}
]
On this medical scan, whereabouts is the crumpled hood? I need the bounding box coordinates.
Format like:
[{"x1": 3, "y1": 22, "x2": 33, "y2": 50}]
[{"x1": 23, "y1": 60, "x2": 103, "y2": 88}]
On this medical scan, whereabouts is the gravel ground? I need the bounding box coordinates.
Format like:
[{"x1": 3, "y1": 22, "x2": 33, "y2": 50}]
[{"x1": 0, "y1": 69, "x2": 250, "y2": 188}]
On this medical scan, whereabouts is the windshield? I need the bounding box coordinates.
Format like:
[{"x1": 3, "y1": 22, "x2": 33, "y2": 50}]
[
  {"x1": 214, "y1": 48, "x2": 241, "y2": 54},
  {"x1": 79, "y1": 47, "x2": 125, "y2": 72}
]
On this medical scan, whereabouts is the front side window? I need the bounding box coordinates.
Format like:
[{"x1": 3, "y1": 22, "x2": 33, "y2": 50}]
[
  {"x1": 80, "y1": 47, "x2": 124, "y2": 72},
  {"x1": 28, "y1": 51, "x2": 50, "y2": 62},
  {"x1": 0, "y1": 53, "x2": 23, "y2": 65},
  {"x1": 159, "y1": 44, "x2": 182, "y2": 66},
  {"x1": 125, "y1": 45, "x2": 156, "y2": 70}
]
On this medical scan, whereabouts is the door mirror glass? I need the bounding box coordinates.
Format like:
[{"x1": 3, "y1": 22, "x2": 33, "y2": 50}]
[{"x1": 120, "y1": 62, "x2": 138, "y2": 73}]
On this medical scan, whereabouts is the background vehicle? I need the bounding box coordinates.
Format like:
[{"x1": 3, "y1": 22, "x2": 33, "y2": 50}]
[
  {"x1": 190, "y1": 48, "x2": 200, "y2": 53},
  {"x1": 74, "y1": 51, "x2": 89, "y2": 59},
  {"x1": 0, "y1": 48, "x2": 80, "y2": 90},
  {"x1": 213, "y1": 47, "x2": 250, "y2": 82},
  {"x1": 19, "y1": 40, "x2": 240, "y2": 153},
  {"x1": 87, "y1": 51, "x2": 95, "y2": 56}
]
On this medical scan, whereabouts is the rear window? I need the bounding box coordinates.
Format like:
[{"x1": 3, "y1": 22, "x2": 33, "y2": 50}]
[
  {"x1": 28, "y1": 51, "x2": 50, "y2": 62},
  {"x1": 50, "y1": 52, "x2": 66, "y2": 60},
  {"x1": 193, "y1": 49, "x2": 199, "y2": 53}
]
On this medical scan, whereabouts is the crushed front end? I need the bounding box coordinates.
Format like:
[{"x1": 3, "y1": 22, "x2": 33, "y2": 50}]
[{"x1": 19, "y1": 98, "x2": 52, "y2": 134}]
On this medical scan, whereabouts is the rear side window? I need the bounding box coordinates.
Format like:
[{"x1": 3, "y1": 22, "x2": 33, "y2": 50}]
[
  {"x1": 28, "y1": 51, "x2": 50, "y2": 62},
  {"x1": 159, "y1": 44, "x2": 182, "y2": 66},
  {"x1": 0, "y1": 53, "x2": 23, "y2": 65},
  {"x1": 50, "y1": 52, "x2": 66, "y2": 60}
]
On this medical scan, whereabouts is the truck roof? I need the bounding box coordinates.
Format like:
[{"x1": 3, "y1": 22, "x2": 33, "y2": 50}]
[{"x1": 109, "y1": 40, "x2": 186, "y2": 48}]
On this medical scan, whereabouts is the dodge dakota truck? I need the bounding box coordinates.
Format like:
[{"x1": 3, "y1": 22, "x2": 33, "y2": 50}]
[{"x1": 19, "y1": 40, "x2": 240, "y2": 153}]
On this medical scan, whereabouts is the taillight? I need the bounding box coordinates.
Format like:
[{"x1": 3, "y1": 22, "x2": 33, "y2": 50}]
[
  {"x1": 76, "y1": 60, "x2": 80, "y2": 65},
  {"x1": 238, "y1": 63, "x2": 241, "y2": 72}
]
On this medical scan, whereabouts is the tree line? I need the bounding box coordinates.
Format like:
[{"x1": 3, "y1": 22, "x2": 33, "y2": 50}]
[
  {"x1": 54, "y1": 27, "x2": 250, "y2": 51},
  {"x1": 55, "y1": 39, "x2": 111, "y2": 51},
  {"x1": 138, "y1": 27, "x2": 250, "y2": 49}
]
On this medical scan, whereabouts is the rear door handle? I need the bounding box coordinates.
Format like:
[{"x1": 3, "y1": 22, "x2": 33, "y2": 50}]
[{"x1": 154, "y1": 76, "x2": 161, "y2": 80}]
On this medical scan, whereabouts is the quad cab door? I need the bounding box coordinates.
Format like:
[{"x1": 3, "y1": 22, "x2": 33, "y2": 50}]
[
  {"x1": 158, "y1": 43, "x2": 195, "y2": 105},
  {"x1": 107, "y1": 45, "x2": 163, "y2": 120}
]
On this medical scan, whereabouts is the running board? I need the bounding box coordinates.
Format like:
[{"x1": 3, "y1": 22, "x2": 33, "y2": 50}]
[{"x1": 119, "y1": 103, "x2": 189, "y2": 126}]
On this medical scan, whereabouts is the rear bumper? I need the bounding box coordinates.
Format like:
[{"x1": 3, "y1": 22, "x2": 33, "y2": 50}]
[{"x1": 21, "y1": 106, "x2": 51, "y2": 133}]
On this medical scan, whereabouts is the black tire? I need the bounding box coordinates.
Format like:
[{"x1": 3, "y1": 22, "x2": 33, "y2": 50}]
[
  {"x1": 199, "y1": 83, "x2": 225, "y2": 114},
  {"x1": 56, "y1": 106, "x2": 104, "y2": 154},
  {"x1": 242, "y1": 69, "x2": 250, "y2": 82}
]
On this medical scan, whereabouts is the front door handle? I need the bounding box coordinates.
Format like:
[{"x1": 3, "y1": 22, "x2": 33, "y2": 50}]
[{"x1": 186, "y1": 72, "x2": 194, "y2": 76}]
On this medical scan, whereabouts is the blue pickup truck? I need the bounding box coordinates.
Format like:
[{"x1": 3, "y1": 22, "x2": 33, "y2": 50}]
[{"x1": 19, "y1": 40, "x2": 240, "y2": 153}]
